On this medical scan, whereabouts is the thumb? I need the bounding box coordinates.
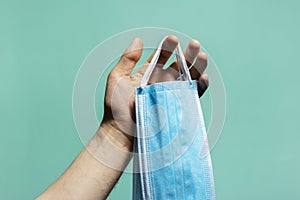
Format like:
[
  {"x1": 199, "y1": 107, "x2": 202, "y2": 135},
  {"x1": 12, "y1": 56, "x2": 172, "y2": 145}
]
[{"x1": 112, "y1": 38, "x2": 143, "y2": 76}]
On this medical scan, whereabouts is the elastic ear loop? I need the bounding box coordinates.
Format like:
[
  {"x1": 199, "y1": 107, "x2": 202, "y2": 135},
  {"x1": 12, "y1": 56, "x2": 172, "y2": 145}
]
[
  {"x1": 140, "y1": 36, "x2": 167, "y2": 87},
  {"x1": 175, "y1": 43, "x2": 193, "y2": 85},
  {"x1": 140, "y1": 38, "x2": 193, "y2": 87}
]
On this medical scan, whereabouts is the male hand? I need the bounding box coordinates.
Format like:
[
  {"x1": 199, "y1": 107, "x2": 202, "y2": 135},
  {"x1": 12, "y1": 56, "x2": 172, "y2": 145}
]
[
  {"x1": 100, "y1": 35, "x2": 209, "y2": 152},
  {"x1": 37, "y1": 36, "x2": 210, "y2": 200}
]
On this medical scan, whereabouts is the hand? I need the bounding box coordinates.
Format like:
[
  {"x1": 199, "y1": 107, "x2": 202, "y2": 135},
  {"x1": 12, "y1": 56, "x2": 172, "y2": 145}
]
[
  {"x1": 37, "y1": 36, "x2": 210, "y2": 199},
  {"x1": 99, "y1": 35, "x2": 209, "y2": 152}
]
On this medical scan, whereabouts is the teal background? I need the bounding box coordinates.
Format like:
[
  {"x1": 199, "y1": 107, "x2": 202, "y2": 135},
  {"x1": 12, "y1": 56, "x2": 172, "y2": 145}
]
[{"x1": 1, "y1": 0, "x2": 299, "y2": 199}]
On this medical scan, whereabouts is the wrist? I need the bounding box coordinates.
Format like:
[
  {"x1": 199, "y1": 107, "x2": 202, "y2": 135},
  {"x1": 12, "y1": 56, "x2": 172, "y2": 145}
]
[
  {"x1": 98, "y1": 119, "x2": 133, "y2": 151},
  {"x1": 85, "y1": 122, "x2": 133, "y2": 171}
]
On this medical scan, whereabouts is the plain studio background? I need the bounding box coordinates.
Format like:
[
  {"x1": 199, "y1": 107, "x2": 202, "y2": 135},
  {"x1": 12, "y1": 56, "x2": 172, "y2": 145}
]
[{"x1": 0, "y1": 0, "x2": 299, "y2": 199}]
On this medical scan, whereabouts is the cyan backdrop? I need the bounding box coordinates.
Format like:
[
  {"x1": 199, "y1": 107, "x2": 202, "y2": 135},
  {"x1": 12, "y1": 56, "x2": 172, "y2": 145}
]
[{"x1": 0, "y1": 0, "x2": 299, "y2": 199}]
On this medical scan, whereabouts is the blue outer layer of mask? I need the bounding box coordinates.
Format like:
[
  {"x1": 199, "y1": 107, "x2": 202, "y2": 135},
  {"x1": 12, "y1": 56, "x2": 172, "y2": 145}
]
[{"x1": 133, "y1": 80, "x2": 215, "y2": 200}]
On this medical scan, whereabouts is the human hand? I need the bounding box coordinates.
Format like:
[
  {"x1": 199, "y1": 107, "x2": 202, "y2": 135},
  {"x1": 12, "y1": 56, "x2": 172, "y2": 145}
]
[{"x1": 99, "y1": 36, "x2": 209, "y2": 152}]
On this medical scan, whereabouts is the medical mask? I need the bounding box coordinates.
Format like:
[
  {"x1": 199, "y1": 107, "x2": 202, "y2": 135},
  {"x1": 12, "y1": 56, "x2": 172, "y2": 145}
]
[{"x1": 133, "y1": 38, "x2": 215, "y2": 200}]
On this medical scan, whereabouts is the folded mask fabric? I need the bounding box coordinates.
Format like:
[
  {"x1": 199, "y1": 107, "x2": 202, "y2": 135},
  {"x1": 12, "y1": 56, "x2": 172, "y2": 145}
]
[{"x1": 133, "y1": 38, "x2": 215, "y2": 200}]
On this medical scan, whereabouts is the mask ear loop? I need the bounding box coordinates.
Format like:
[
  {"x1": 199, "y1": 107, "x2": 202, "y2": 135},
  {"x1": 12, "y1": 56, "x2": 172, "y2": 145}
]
[
  {"x1": 140, "y1": 37, "x2": 193, "y2": 87},
  {"x1": 175, "y1": 43, "x2": 193, "y2": 85},
  {"x1": 140, "y1": 36, "x2": 167, "y2": 87}
]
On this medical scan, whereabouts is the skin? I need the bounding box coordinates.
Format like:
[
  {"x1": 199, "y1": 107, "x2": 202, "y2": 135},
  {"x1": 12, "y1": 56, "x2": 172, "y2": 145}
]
[{"x1": 37, "y1": 35, "x2": 209, "y2": 200}]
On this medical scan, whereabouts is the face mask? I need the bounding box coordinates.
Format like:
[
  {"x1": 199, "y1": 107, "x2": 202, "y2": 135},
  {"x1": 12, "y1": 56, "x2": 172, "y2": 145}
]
[{"x1": 133, "y1": 38, "x2": 215, "y2": 200}]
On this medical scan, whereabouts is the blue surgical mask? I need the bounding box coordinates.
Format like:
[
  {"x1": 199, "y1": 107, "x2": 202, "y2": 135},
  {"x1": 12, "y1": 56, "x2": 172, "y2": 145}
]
[{"x1": 133, "y1": 38, "x2": 215, "y2": 200}]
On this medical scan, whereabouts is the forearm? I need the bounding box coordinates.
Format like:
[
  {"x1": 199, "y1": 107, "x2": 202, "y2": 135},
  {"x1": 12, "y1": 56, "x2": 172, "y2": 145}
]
[{"x1": 37, "y1": 122, "x2": 133, "y2": 200}]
